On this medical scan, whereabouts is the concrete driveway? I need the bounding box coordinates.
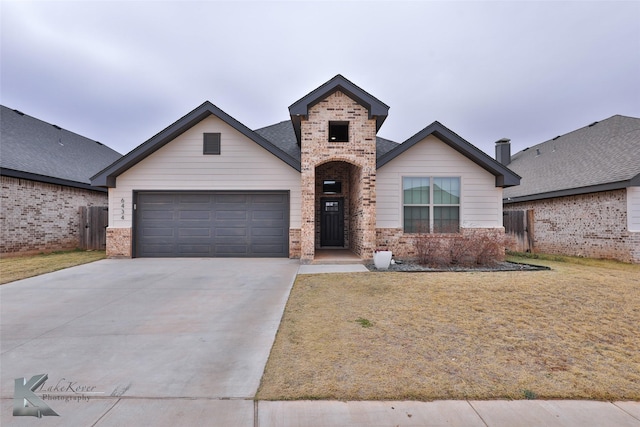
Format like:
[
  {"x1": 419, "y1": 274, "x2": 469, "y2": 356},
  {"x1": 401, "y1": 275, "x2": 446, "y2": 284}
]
[{"x1": 1, "y1": 258, "x2": 299, "y2": 426}]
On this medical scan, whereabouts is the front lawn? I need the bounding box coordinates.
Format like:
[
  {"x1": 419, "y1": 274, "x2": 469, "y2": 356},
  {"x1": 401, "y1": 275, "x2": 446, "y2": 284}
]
[
  {"x1": 0, "y1": 250, "x2": 106, "y2": 284},
  {"x1": 257, "y1": 256, "x2": 640, "y2": 401}
]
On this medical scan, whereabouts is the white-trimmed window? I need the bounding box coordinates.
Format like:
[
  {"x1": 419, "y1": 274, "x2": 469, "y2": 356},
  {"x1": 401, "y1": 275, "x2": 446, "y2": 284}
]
[{"x1": 403, "y1": 176, "x2": 460, "y2": 233}]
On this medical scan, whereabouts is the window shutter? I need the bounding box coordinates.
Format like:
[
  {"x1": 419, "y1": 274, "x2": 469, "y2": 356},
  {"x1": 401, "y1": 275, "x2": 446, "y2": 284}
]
[{"x1": 203, "y1": 133, "x2": 221, "y2": 155}]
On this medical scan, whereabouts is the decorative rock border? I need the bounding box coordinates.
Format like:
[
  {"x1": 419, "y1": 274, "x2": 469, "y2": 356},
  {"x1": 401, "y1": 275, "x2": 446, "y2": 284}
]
[{"x1": 366, "y1": 260, "x2": 550, "y2": 272}]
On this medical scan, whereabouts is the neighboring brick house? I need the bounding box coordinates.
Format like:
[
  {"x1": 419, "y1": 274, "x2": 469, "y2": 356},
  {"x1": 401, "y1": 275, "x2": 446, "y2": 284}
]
[
  {"x1": 0, "y1": 105, "x2": 122, "y2": 255},
  {"x1": 501, "y1": 115, "x2": 640, "y2": 263},
  {"x1": 91, "y1": 75, "x2": 519, "y2": 262}
]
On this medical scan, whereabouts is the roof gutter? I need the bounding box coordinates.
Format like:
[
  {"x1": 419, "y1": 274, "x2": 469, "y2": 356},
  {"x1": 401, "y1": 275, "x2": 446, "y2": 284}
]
[
  {"x1": 503, "y1": 177, "x2": 639, "y2": 204},
  {"x1": 1, "y1": 168, "x2": 107, "y2": 192}
]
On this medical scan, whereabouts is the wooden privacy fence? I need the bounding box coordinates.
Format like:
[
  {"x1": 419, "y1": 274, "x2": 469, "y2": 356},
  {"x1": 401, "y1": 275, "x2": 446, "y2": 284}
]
[
  {"x1": 79, "y1": 206, "x2": 108, "y2": 250},
  {"x1": 504, "y1": 209, "x2": 534, "y2": 253}
]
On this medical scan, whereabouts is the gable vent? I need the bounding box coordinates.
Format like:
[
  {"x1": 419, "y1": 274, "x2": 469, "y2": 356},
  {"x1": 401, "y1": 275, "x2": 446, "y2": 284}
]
[{"x1": 203, "y1": 133, "x2": 221, "y2": 155}]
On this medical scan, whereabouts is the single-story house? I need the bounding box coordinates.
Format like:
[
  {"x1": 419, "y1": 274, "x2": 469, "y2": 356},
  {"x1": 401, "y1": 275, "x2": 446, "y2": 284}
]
[
  {"x1": 0, "y1": 105, "x2": 122, "y2": 254},
  {"x1": 501, "y1": 115, "x2": 640, "y2": 263},
  {"x1": 91, "y1": 75, "x2": 520, "y2": 262}
]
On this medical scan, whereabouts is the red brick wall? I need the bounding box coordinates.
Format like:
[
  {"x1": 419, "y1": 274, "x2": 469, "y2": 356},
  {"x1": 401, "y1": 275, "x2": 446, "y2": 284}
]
[
  {"x1": 106, "y1": 227, "x2": 131, "y2": 258},
  {"x1": 289, "y1": 228, "x2": 301, "y2": 258},
  {"x1": 376, "y1": 227, "x2": 506, "y2": 262},
  {"x1": 1, "y1": 176, "x2": 107, "y2": 255},
  {"x1": 300, "y1": 91, "x2": 377, "y2": 261},
  {"x1": 505, "y1": 189, "x2": 639, "y2": 263}
]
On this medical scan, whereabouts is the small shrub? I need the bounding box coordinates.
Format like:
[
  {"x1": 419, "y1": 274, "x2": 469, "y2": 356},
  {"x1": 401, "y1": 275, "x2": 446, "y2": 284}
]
[
  {"x1": 410, "y1": 228, "x2": 507, "y2": 268},
  {"x1": 411, "y1": 223, "x2": 449, "y2": 267},
  {"x1": 355, "y1": 317, "x2": 373, "y2": 328},
  {"x1": 476, "y1": 234, "x2": 506, "y2": 266},
  {"x1": 414, "y1": 234, "x2": 446, "y2": 267},
  {"x1": 522, "y1": 389, "x2": 537, "y2": 400},
  {"x1": 449, "y1": 235, "x2": 477, "y2": 266}
]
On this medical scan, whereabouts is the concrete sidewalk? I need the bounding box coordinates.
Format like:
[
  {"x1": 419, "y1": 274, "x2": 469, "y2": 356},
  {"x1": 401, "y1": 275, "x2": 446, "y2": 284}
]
[
  {"x1": 3, "y1": 398, "x2": 636, "y2": 426},
  {"x1": 298, "y1": 264, "x2": 369, "y2": 274},
  {"x1": 257, "y1": 400, "x2": 640, "y2": 426}
]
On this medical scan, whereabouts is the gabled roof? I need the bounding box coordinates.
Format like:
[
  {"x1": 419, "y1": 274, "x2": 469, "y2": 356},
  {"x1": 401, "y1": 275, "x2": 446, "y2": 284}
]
[
  {"x1": 91, "y1": 101, "x2": 301, "y2": 188},
  {"x1": 504, "y1": 115, "x2": 640, "y2": 203},
  {"x1": 377, "y1": 121, "x2": 521, "y2": 187},
  {"x1": 288, "y1": 75, "x2": 390, "y2": 145},
  {"x1": 0, "y1": 105, "x2": 122, "y2": 191},
  {"x1": 254, "y1": 120, "x2": 400, "y2": 162}
]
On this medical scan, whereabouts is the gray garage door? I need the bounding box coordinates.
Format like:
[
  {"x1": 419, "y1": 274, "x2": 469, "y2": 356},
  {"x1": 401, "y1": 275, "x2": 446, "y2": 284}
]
[{"x1": 134, "y1": 191, "x2": 289, "y2": 257}]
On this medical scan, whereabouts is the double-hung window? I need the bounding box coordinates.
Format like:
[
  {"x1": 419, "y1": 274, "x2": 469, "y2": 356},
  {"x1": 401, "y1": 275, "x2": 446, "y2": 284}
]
[{"x1": 403, "y1": 177, "x2": 460, "y2": 233}]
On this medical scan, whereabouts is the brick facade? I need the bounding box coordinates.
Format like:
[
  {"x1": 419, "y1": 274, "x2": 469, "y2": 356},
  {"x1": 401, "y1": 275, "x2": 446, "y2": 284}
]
[
  {"x1": 106, "y1": 227, "x2": 132, "y2": 258},
  {"x1": 377, "y1": 227, "x2": 506, "y2": 262},
  {"x1": 505, "y1": 189, "x2": 639, "y2": 263},
  {"x1": 289, "y1": 228, "x2": 301, "y2": 258},
  {"x1": 1, "y1": 176, "x2": 107, "y2": 255},
  {"x1": 299, "y1": 91, "x2": 377, "y2": 262}
]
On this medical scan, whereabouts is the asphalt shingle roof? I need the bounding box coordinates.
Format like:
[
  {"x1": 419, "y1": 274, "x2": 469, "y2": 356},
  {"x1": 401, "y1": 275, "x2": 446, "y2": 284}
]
[
  {"x1": 504, "y1": 115, "x2": 640, "y2": 200},
  {"x1": 1, "y1": 105, "x2": 122, "y2": 185},
  {"x1": 253, "y1": 120, "x2": 400, "y2": 161},
  {"x1": 253, "y1": 121, "x2": 300, "y2": 162}
]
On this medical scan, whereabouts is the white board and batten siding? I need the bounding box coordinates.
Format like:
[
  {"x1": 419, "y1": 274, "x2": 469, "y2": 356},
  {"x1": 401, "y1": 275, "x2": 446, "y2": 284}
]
[
  {"x1": 376, "y1": 135, "x2": 503, "y2": 229},
  {"x1": 628, "y1": 186, "x2": 640, "y2": 232},
  {"x1": 109, "y1": 116, "x2": 302, "y2": 229}
]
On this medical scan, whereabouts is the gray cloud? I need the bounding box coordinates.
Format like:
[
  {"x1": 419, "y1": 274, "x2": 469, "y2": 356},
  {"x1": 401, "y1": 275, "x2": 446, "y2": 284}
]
[{"x1": 2, "y1": 1, "x2": 638, "y2": 157}]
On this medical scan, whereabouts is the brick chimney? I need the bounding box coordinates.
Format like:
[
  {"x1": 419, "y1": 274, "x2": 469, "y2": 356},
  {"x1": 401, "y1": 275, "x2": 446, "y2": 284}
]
[{"x1": 495, "y1": 138, "x2": 511, "y2": 166}]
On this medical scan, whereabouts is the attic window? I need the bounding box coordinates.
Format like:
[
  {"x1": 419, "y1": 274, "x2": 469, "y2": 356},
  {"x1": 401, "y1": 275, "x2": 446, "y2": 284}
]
[
  {"x1": 203, "y1": 133, "x2": 221, "y2": 155},
  {"x1": 328, "y1": 121, "x2": 349, "y2": 142}
]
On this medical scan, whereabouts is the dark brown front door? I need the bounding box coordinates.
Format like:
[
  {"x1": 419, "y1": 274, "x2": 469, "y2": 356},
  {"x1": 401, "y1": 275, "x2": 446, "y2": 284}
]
[{"x1": 321, "y1": 198, "x2": 344, "y2": 247}]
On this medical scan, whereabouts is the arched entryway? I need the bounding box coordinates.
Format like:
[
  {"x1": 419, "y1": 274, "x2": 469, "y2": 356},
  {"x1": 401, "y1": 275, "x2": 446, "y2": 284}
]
[
  {"x1": 315, "y1": 161, "x2": 352, "y2": 249},
  {"x1": 311, "y1": 160, "x2": 374, "y2": 260}
]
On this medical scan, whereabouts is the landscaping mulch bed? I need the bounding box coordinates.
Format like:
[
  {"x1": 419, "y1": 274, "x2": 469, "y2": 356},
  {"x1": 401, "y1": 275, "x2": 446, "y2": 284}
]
[{"x1": 366, "y1": 260, "x2": 549, "y2": 272}]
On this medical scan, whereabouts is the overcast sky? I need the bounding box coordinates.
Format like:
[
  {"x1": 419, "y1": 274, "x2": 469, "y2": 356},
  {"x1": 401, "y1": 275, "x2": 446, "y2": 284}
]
[{"x1": 2, "y1": 1, "x2": 639, "y2": 158}]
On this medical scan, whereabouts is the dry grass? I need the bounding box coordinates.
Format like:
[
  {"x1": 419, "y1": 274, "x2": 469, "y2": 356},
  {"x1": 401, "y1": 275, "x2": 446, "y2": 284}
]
[
  {"x1": 257, "y1": 256, "x2": 640, "y2": 401},
  {"x1": 0, "y1": 250, "x2": 106, "y2": 284}
]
